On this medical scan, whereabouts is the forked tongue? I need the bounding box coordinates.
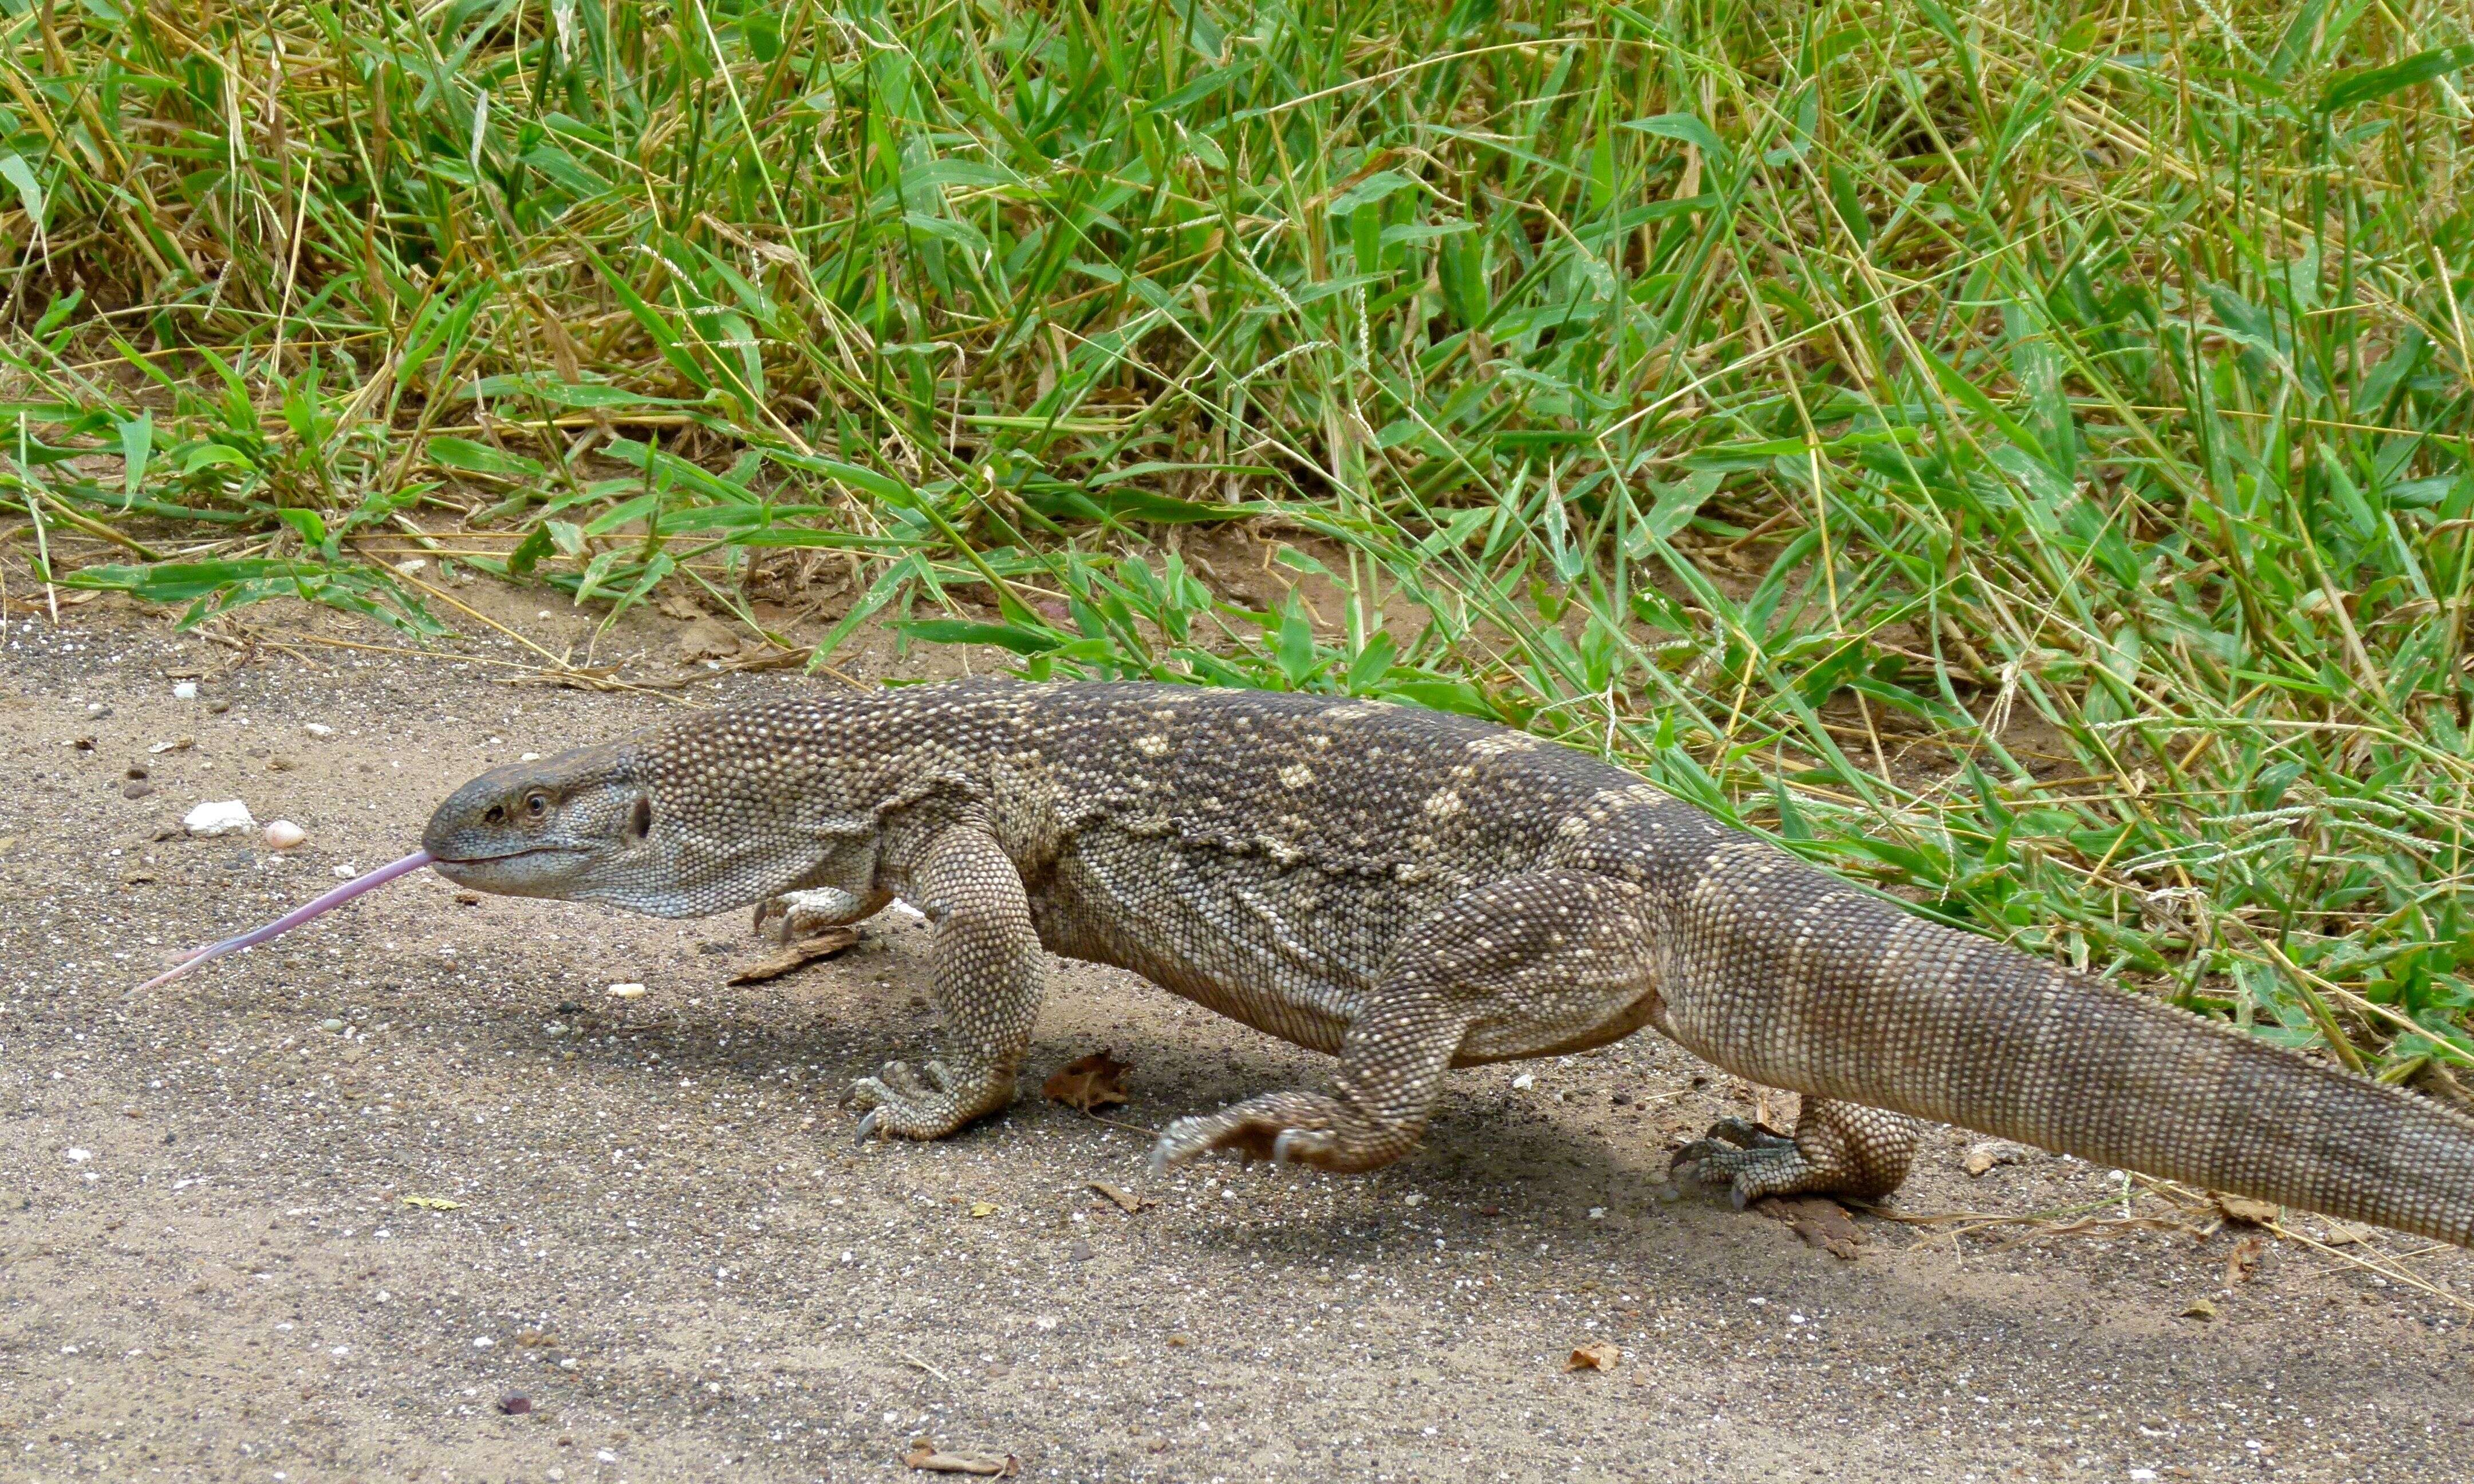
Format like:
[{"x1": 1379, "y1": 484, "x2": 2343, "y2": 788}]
[{"x1": 134, "y1": 850, "x2": 436, "y2": 993}]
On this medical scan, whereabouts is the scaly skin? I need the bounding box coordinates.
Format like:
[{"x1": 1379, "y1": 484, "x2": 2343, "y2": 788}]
[{"x1": 420, "y1": 679, "x2": 2474, "y2": 1245}]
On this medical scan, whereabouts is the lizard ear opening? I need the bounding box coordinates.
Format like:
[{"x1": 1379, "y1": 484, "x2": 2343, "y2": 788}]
[{"x1": 627, "y1": 795, "x2": 653, "y2": 842}]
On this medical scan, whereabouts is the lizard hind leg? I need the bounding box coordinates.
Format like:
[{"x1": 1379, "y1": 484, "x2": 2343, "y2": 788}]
[
  {"x1": 1151, "y1": 868, "x2": 1666, "y2": 1178},
  {"x1": 1672, "y1": 1097, "x2": 1921, "y2": 1207}
]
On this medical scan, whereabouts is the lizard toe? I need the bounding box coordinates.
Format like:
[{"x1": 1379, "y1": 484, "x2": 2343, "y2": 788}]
[
  {"x1": 1671, "y1": 1137, "x2": 1836, "y2": 1206},
  {"x1": 1703, "y1": 1116, "x2": 1795, "y2": 1151},
  {"x1": 1149, "y1": 1115, "x2": 1215, "y2": 1174},
  {"x1": 873, "y1": 1060, "x2": 929, "y2": 1098}
]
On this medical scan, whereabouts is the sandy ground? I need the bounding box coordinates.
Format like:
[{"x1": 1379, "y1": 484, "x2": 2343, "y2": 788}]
[{"x1": 3, "y1": 597, "x2": 2472, "y2": 1484}]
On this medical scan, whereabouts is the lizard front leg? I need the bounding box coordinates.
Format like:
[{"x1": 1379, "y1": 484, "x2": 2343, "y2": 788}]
[
  {"x1": 1153, "y1": 871, "x2": 1661, "y2": 1174},
  {"x1": 754, "y1": 886, "x2": 894, "y2": 942},
  {"x1": 847, "y1": 826, "x2": 1042, "y2": 1141}
]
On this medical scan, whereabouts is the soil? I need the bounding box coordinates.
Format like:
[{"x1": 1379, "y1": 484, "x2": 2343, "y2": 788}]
[{"x1": 3, "y1": 595, "x2": 2471, "y2": 1483}]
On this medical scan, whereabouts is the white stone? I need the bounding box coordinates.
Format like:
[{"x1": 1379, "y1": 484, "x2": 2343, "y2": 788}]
[
  {"x1": 172, "y1": 681, "x2": 197, "y2": 700},
  {"x1": 183, "y1": 800, "x2": 256, "y2": 836}
]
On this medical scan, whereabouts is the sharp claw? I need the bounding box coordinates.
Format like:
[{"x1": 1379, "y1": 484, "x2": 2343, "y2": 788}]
[
  {"x1": 1271, "y1": 1130, "x2": 1300, "y2": 1165},
  {"x1": 854, "y1": 1106, "x2": 886, "y2": 1144}
]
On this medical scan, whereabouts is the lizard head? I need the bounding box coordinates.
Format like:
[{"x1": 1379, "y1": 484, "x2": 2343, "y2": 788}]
[
  {"x1": 423, "y1": 704, "x2": 884, "y2": 919},
  {"x1": 422, "y1": 741, "x2": 696, "y2": 914}
]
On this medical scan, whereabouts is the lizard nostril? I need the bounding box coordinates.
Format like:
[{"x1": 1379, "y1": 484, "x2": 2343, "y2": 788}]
[{"x1": 483, "y1": 804, "x2": 503, "y2": 824}]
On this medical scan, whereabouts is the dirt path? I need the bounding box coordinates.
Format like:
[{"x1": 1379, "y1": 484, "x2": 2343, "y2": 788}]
[{"x1": 3, "y1": 602, "x2": 2471, "y2": 1483}]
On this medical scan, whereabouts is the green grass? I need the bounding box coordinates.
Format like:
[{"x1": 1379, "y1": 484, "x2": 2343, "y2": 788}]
[{"x1": 6, "y1": 0, "x2": 2474, "y2": 1087}]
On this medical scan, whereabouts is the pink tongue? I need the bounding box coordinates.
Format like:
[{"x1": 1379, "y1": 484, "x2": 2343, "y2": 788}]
[{"x1": 133, "y1": 850, "x2": 437, "y2": 993}]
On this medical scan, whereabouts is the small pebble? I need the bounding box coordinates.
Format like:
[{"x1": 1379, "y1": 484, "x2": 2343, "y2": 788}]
[
  {"x1": 303, "y1": 723, "x2": 334, "y2": 737},
  {"x1": 172, "y1": 681, "x2": 197, "y2": 700},
  {"x1": 263, "y1": 820, "x2": 306, "y2": 850},
  {"x1": 267, "y1": 756, "x2": 296, "y2": 772},
  {"x1": 122, "y1": 781, "x2": 155, "y2": 800},
  {"x1": 320, "y1": 1019, "x2": 346, "y2": 1033},
  {"x1": 208, "y1": 698, "x2": 230, "y2": 714},
  {"x1": 1511, "y1": 1073, "x2": 1535, "y2": 1090},
  {"x1": 606, "y1": 984, "x2": 647, "y2": 1000},
  {"x1": 497, "y1": 1394, "x2": 530, "y2": 1415}
]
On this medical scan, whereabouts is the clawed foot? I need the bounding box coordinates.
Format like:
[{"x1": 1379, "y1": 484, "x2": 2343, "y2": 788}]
[
  {"x1": 1148, "y1": 1091, "x2": 1411, "y2": 1175},
  {"x1": 754, "y1": 888, "x2": 876, "y2": 943},
  {"x1": 846, "y1": 1059, "x2": 1006, "y2": 1142},
  {"x1": 1671, "y1": 1116, "x2": 1810, "y2": 1210}
]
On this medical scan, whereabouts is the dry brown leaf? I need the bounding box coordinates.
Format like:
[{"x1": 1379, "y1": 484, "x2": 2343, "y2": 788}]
[
  {"x1": 1754, "y1": 1195, "x2": 1864, "y2": 1260},
  {"x1": 676, "y1": 616, "x2": 743, "y2": 662},
  {"x1": 2180, "y1": 1297, "x2": 2217, "y2": 1320},
  {"x1": 727, "y1": 927, "x2": 860, "y2": 985},
  {"x1": 1563, "y1": 1342, "x2": 1620, "y2": 1372},
  {"x1": 1089, "y1": 1181, "x2": 1152, "y2": 1214},
  {"x1": 2224, "y1": 1234, "x2": 2265, "y2": 1285},
  {"x1": 1963, "y1": 1140, "x2": 2027, "y2": 1177},
  {"x1": 2212, "y1": 1192, "x2": 2280, "y2": 1227},
  {"x1": 1042, "y1": 1049, "x2": 1130, "y2": 1112},
  {"x1": 903, "y1": 1439, "x2": 1019, "y2": 1476}
]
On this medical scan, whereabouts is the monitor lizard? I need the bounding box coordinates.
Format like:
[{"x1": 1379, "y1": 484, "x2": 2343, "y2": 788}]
[{"x1": 418, "y1": 677, "x2": 2474, "y2": 1245}]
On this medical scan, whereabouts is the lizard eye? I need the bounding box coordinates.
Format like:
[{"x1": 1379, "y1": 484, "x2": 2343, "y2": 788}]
[{"x1": 523, "y1": 790, "x2": 552, "y2": 819}]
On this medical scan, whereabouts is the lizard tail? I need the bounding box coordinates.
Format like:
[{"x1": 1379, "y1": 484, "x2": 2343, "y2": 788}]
[{"x1": 1666, "y1": 841, "x2": 2474, "y2": 1246}]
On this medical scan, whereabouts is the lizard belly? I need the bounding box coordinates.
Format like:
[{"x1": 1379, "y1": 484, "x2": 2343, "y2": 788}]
[{"x1": 1030, "y1": 839, "x2": 1380, "y2": 1056}]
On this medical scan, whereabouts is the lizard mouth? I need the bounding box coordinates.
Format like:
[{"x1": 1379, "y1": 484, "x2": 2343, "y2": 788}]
[{"x1": 432, "y1": 845, "x2": 589, "y2": 866}]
